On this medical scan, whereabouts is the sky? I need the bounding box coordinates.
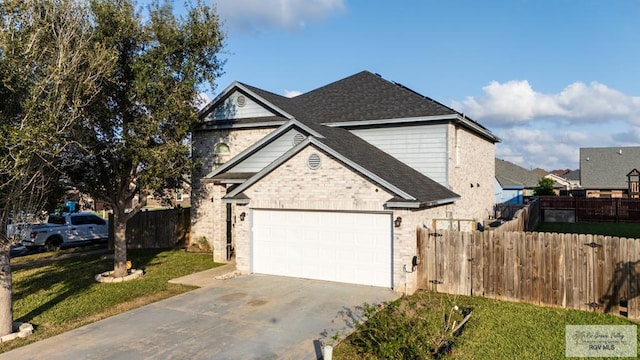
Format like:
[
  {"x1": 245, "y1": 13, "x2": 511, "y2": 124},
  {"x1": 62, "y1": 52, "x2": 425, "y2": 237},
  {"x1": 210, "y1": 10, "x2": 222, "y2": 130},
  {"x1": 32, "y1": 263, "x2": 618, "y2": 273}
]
[{"x1": 202, "y1": 0, "x2": 640, "y2": 171}]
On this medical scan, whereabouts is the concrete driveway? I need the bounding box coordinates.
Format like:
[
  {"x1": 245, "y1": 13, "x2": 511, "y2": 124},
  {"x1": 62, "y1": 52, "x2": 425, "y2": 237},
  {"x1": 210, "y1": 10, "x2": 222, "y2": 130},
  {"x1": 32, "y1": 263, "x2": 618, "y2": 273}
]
[{"x1": 0, "y1": 270, "x2": 398, "y2": 359}]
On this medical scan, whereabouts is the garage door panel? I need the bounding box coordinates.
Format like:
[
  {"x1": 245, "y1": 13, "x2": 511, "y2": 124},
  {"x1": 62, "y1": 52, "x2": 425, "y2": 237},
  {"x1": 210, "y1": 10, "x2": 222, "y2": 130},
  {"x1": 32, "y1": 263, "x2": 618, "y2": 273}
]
[{"x1": 252, "y1": 210, "x2": 392, "y2": 288}]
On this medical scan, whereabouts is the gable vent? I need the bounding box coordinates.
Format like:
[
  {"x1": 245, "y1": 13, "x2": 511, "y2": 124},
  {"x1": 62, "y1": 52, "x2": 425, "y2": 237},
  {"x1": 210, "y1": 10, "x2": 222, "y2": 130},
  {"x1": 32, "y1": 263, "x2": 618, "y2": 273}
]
[
  {"x1": 307, "y1": 153, "x2": 321, "y2": 170},
  {"x1": 293, "y1": 133, "x2": 306, "y2": 145},
  {"x1": 236, "y1": 95, "x2": 246, "y2": 107}
]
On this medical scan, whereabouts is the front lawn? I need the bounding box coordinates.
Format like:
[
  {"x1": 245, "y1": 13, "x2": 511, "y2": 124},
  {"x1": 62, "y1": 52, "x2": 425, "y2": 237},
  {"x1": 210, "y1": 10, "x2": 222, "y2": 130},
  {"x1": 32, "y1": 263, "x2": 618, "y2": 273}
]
[
  {"x1": 334, "y1": 291, "x2": 639, "y2": 359},
  {"x1": 535, "y1": 221, "x2": 640, "y2": 238},
  {"x1": 1, "y1": 249, "x2": 221, "y2": 353}
]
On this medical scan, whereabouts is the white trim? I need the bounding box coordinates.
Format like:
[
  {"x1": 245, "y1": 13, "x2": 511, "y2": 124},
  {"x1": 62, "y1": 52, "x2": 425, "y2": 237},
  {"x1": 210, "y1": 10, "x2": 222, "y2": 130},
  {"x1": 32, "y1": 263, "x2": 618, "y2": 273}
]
[
  {"x1": 200, "y1": 120, "x2": 287, "y2": 130},
  {"x1": 384, "y1": 202, "x2": 422, "y2": 209},
  {"x1": 198, "y1": 81, "x2": 295, "y2": 120},
  {"x1": 323, "y1": 114, "x2": 458, "y2": 127},
  {"x1": 218, "y1": 179, "x2": 247, "y2": 184},
  {"x1": 221, "y1": 198, "x2": 250, "y2": 204},
  {"x1": 384, "y1": 196, "x2": 459, "y2": 209},
  {"x1": 324, "y1": 113, "x2": 500, "y2": 143}
]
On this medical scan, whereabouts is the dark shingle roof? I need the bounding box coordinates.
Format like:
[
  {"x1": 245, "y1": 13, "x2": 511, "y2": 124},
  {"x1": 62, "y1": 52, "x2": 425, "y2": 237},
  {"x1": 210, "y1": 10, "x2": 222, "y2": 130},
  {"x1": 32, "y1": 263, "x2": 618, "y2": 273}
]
[
  {"x1": 289, "y1": 71, "x2": 457, "y2": 124},
  {"x1": 495, "y1": 158, "x2": 541, "y2": 188},
  {"x1": 580, "y1": 147, "x2": 640, "y2": 189},
  {"x1": 565, "y1": 169, "x2": 580, "y2": 181},
  {"x1": 204, "y1": 71, "x2": 501, "y2": 206},
  {"x1": 236, "y1": 71, "x2": 497, "y2": 141}
]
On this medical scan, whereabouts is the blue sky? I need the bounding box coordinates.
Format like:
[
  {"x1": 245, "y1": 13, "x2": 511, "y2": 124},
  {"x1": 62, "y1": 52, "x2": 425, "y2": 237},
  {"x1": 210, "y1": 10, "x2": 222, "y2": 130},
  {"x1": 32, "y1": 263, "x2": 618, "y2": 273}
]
[{"x1": 204, "y1": 0, "x2": 640, "y2": 171}]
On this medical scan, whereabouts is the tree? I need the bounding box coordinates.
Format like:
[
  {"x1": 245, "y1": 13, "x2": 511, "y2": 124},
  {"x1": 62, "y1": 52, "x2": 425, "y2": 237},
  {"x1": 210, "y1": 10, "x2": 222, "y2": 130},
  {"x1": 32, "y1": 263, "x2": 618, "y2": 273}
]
[
  {"x1": 63, "y1": 0, "x2": 224, "y2": 277},
  {"x1": 534, "y1": 177, "x2": 556, "y2": 196},
  {"x1": 0, "y1": 0, "x2": 114, "y2": 336}
]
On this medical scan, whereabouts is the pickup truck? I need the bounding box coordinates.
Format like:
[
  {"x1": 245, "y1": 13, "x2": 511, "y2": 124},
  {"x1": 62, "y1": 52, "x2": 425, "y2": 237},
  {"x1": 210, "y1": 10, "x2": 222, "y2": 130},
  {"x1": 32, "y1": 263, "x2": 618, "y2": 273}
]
[{"x1": 22, "y1": 212, "x2": 109, "y2": 251}]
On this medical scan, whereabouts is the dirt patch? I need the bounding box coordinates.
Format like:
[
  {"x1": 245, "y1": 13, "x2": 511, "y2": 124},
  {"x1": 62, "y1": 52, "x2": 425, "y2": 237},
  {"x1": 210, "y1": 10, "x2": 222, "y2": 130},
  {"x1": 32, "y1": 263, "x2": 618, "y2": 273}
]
[{"x1": 217, "y1": 292, "x2": 247, "y2": 302}]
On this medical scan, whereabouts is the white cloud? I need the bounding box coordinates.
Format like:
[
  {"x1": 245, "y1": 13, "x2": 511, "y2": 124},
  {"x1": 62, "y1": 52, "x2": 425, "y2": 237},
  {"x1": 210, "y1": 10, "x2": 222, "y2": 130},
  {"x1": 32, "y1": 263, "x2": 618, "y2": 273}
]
[
  {"x1": 453, "y1": 80, "x2": 640, "y2": 170},
  {"x1": 454, "y1": 80, "x2": 640, "y2": 125},
  {"x1": 284, "y1": 89, "x2": 302, "y2": 98},
  {"x1": 215, "y1": 0, "x2": 346, "y2": 32}
]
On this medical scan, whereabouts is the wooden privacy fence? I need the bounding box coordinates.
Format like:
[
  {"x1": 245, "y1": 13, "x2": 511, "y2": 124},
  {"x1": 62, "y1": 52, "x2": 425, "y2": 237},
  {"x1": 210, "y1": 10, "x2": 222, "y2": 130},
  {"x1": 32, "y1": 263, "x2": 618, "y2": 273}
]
[
  {"x1": 108, "y1": 207, "x2": 191, "y2": 249},
  {"x1": 492, "y1": 197, "x2": 539, "y2": 232},
  {"x1": 417, "y1": 228, "x2": 640, "y2": 320}
]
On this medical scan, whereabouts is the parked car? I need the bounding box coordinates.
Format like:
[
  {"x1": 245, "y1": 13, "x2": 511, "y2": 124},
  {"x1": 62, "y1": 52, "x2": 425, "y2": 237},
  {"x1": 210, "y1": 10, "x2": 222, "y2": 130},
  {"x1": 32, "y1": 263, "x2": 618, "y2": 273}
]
[{"x1": 22, "y1": 212, "x2": 108, "y2": 251}]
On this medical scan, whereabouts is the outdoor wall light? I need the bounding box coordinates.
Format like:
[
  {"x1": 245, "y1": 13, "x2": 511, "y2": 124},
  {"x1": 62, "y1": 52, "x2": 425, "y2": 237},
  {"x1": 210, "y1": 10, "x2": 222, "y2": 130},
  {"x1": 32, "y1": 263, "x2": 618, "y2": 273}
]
[
  {"x1": 239, "y1": 212, "x2": 246, "y2": 221},
  {"x1": 470, "y1": 183, "x2": 474, "y2": 188},
  {"x1": 394, "y1": 216, "x2": 402, "y2": 227}
]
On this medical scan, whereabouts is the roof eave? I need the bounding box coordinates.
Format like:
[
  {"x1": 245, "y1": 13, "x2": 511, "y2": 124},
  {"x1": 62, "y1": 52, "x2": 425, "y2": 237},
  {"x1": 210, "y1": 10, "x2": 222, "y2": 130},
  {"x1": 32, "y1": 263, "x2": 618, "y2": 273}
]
[
  {"x1": 322, "y1": 114, "x2": 459, "y2": 127},
  {"x1": 385, "y1": 196, "x2": 460, "y2": 209},
  {"x1": 198, "y1": 82, "x2": 296, "y2": 121},
  {"x1": 197, "y1": 120, "x2": 287, "y2": 130}
]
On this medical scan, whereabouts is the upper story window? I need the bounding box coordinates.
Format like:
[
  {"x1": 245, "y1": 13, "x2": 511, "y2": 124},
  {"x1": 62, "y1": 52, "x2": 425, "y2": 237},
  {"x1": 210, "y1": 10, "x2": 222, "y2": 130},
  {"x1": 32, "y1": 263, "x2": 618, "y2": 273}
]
[
  {"x1": 214, "y1": 143, "x2": 230, "y2": 154},
  {"x1": 213, "y1": 142, "x2": 230, "y2": 168}
]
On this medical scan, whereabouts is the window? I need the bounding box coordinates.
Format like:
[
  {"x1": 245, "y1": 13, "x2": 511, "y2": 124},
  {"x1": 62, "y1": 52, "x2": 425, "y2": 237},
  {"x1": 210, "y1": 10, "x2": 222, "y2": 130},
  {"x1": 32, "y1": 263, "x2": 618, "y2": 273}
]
[
  {"x1": 48, "y1": 215, "x2": 65, "y2": 225},
  {"x1": 214, "y1": 143, "x2": 230, "y2": 154},
  {"x1": 71, "y1": 216, "x2": 89, "y2": 225},
  {"x1": 214, "y1": 142, "x2": 230, "y2": 168}
]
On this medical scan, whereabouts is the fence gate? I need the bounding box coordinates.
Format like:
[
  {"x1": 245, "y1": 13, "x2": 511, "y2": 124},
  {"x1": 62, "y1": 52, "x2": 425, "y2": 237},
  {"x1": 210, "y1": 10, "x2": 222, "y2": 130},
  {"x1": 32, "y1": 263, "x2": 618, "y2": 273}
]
[{"x1": 417, "y1": 228, "x2": 477, "y2": 296}]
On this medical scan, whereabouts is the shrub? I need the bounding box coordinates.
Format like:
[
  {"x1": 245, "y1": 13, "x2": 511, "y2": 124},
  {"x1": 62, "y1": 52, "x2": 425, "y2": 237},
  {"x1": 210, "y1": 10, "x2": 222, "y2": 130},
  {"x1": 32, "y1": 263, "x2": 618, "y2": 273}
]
[{"x1": 342, "y1": 293, "x2": 467, "y2": 359}]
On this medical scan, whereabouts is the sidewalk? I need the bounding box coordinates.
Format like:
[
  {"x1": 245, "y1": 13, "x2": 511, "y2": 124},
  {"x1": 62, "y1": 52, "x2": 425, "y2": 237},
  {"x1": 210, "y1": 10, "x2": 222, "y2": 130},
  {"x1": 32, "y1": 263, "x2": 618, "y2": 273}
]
[{"x1": 168, "y1": 258, "x2": 237, "y2": 287}]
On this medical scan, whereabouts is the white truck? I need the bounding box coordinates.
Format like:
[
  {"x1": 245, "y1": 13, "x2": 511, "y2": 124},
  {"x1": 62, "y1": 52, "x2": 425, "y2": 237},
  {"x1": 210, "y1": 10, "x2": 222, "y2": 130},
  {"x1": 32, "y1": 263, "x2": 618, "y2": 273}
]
[{"x1": 22, "y1": 212, "x2": 109, "y2": 251}]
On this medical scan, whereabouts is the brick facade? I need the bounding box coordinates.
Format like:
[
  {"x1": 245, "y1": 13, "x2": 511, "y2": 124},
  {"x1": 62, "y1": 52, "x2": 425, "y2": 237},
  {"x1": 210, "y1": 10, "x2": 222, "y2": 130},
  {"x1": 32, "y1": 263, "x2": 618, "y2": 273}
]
[
  {"x1": 191, "y1": 127, "x2": 276, "y2": 260},
  {"x1": 447, "y1": 124, "x2": 495, "y2": 229},
  {"x1": 232, "y1": 146, "x2": 448, "y2": 293}
]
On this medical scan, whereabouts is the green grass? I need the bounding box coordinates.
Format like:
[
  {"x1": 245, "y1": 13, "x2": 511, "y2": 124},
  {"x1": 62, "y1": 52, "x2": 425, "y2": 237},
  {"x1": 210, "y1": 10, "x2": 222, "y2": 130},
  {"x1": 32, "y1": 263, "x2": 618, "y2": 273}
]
[
  {"x1": 334, "y1": 291, "x2": 639, "y2": 359},
  {"x1": 535, "y1": 221, "x2": 640, "y2": 238},
  {"x1": 1, "y1": 249, "x2": 221, "y2": 353}
]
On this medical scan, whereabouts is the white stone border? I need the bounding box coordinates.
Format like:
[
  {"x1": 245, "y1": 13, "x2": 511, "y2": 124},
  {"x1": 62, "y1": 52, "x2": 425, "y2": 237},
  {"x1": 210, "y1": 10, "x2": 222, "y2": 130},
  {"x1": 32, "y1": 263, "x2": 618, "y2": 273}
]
[
  {"x1": 0, "y1": 322, "x2": 34, "y2": 343},
  {"x1": 95, "y1": 269, "x2": 144, "y2": 283}
]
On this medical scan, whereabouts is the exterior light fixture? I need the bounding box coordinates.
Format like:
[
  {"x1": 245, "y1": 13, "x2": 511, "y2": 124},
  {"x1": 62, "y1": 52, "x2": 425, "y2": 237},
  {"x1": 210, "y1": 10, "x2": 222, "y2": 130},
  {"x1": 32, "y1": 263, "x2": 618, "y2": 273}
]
[
  {"x1": 394, "y1": 216, "x2": 402, "y2": 228},
  {"x1": 239, "y1": 212, "x2": 246, "y2": 221}
]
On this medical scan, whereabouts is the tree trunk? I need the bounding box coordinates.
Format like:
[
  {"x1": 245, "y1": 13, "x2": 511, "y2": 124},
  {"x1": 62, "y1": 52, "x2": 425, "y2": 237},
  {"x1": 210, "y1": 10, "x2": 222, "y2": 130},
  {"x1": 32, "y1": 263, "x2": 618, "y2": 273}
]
[
  {"x1": 0, "y1": 250, "x2": 13, "y2": 336},
  {"x1": 113, "y1": 213, "x2": 128, "y2": 278}
]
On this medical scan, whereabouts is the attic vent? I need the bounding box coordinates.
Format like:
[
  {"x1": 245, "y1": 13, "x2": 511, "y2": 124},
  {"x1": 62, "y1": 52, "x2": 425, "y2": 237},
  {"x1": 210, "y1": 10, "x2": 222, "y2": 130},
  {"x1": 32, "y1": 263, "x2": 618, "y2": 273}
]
[
  {"x1": 293, "y1": 133, "x2": 306, "y2": 145},
  {"x1": 307, "y1": 153, "x2": 321, "y2": 170},
  {"x1": 236, "y1": 95, "x2": 246, "y2": 107}
]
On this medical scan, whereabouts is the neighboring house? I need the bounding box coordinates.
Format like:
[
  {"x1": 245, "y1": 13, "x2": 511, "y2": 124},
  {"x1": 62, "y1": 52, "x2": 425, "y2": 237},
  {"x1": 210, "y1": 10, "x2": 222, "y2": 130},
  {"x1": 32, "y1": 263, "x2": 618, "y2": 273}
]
[
  {"x1": 495, "y1": 158, "x2": 541, "y2": 204},
  {"x1": 544, "y1": 173, "x2": 574, "y2": 190},
  {"x1": 191, "y1": 71, "x2": 499, "y2": 294},
  {"x1": 580, "y1": 146, "x2": 640, "y2": 198},
  {"x1": 564, "y1": 169, "x2": 581, "y2": 188}
]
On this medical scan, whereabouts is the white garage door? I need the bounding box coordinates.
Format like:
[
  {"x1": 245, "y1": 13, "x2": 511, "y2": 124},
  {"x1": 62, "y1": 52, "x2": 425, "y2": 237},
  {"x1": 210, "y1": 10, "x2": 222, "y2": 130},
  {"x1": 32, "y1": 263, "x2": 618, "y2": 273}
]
[{"x1": 252, "y1": 210, "x2": 392, "y2": 288}]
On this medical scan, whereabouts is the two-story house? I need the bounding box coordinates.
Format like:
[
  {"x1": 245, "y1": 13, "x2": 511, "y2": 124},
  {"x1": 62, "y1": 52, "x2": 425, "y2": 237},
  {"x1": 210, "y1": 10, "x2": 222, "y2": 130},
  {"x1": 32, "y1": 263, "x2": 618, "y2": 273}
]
[{"x1": 191, "y1": 71, "x2": 499, "y2": 294}]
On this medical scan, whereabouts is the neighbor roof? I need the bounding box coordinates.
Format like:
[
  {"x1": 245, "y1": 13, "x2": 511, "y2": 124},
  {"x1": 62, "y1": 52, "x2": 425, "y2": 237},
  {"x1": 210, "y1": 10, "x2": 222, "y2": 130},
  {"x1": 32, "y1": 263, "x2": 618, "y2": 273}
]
[
  {"x1": 495, "y1": 158, "x2": 541, "y2": 188},
  {"x1": 580, "y1": 147, "x2": 640, "y2": 189}
]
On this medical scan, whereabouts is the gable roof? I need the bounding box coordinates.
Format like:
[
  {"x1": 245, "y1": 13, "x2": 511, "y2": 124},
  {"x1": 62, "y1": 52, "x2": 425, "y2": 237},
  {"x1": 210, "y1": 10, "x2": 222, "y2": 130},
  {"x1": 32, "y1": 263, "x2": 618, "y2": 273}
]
[
  {"x1": 200, "y1": 71, "x2": 500, "y2": 143},
  {"x1": 495, "y1": 158, "x2": 541, "y2": 188},
  {"x1": 223, "y1": 128, "x2": 460, "y2": 208},
  {"x1": 565, "y1": 169, "x2": 580, "y2": 181},
  {"x1": 580, "y1": 146, "x2": 640, "y2": 189},
  {"x1": 200, "y1": 71, "x2": 502, "y2": 208}
]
